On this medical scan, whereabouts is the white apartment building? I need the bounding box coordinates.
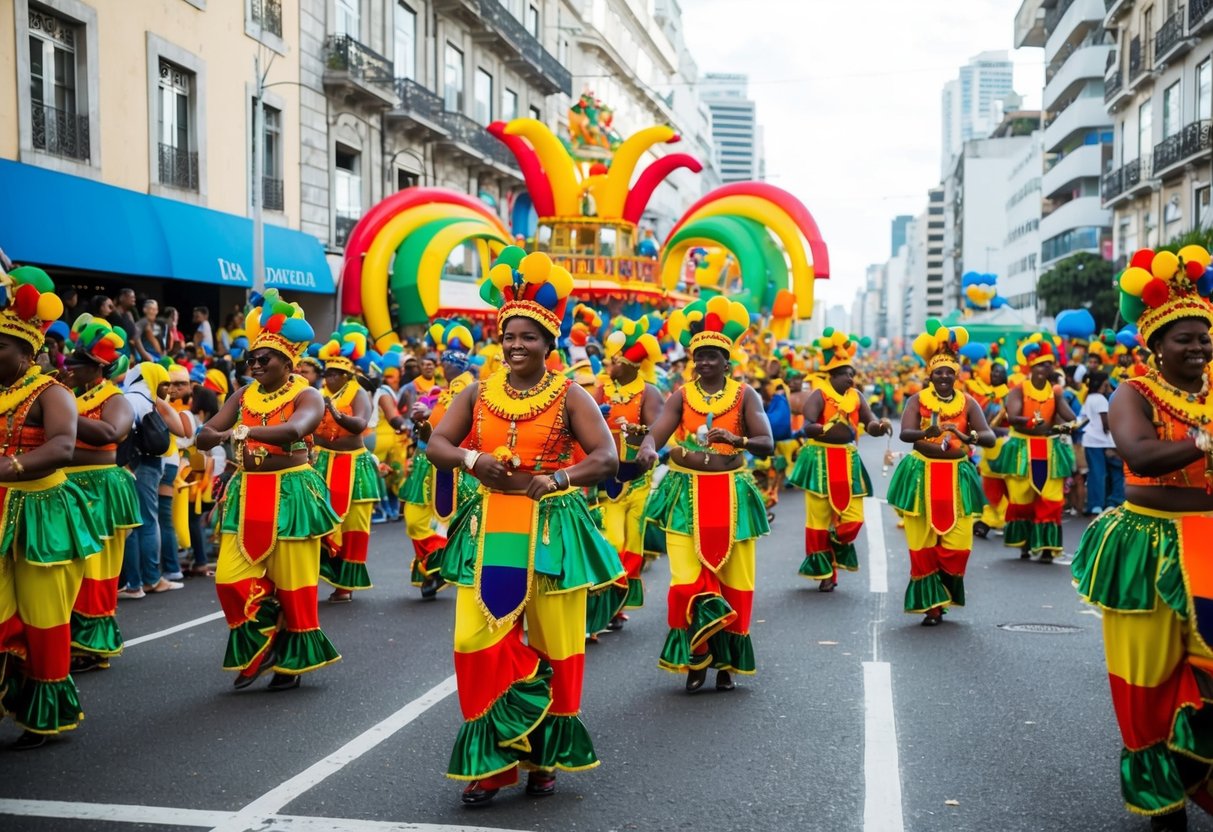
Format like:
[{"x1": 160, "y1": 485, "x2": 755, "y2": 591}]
[
  {"x1": 925, "y1": 185, "x2": 947, "y2": 321},
  {"x1": 941, "y1": 51, "x2": 1017, "y2": 176},
  {"x1": 904, "y1": 211, "x2": 929, "y2": 336},
  {"x1": 1003, "y1": 131, "x2": 1043, "y2": 320},
  {"x1": 1102, "y1": 0, "x2": 1213, "y2": 259},
  {"x1": 701, "y1": 72, "x2": 762, "y2": 183}
]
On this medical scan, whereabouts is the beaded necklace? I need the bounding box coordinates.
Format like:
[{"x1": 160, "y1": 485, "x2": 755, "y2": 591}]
[
  {"x1": 481, "y1": 370, "x2": 565, "y2": 421},
  {"x1": 1022, "y1": 379, "x2": 1053, "y2": 402},
  {"x1": 75, "y1": 378, "x2": 121, "y2": 415},
  {"x1": 684, "y1": 377, "x2": 742, "y2": 416},
  {"x1": 919, "y1": 385, "x2": 965, "y2": 417},
  {"x1": 605, "y1": 375, "x2": 645, "y2": 404},
  {"x1": 1132, "y1": 369, "x2": 1213, "y2": 429},
  {"x1": 243, "y1": 374, "x2": 308, "y2": 421}
]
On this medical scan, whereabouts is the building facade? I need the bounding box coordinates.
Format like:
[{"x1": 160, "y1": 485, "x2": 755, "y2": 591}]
[
  {"x1": 1102, "y1": 0, "x2": 1213, "y2": 261},
  {"x1": 701, "y1": 72, "x2": 762, "y2": 184},
  {"x1": 1002, "y1": 130, "x2": 1043, "y2": 318},
  {"x1": 941, "y1": 51, "x2": 1017, "y2": 176}
]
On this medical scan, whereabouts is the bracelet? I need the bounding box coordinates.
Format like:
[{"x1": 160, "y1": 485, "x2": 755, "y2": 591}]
[
  {"x1": 553, "y1": 469, "x2": 570, "y2": 490},
  {"x1": 969, "y1": 430, "x2": 978, "y2": 444},
  {"x1": 740, "y1": 435, "x2": 749, "y2": 449},
  {"x1": 10, "y1": 457, "x2": 23, "y2": 476},
  {"x1": 462, "y1": 449, "x2": 482, "y2": 472}
]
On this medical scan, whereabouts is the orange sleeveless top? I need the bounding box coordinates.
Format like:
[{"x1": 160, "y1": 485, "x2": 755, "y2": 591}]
[
  {"x1": 471, "y1": 374, "x2": 575, "y2": 474},
  {"x1": 917, "y1": 392, "x2": 970, "y2": 448},
  {"x1": 240, "y1": 390, "x2": 310, "y2": 456},
  {"x1": 1122, "y1": 375, "x2": 1209, "y2": 489},
  {"x1": 677, "y1": 381, "x2": 746, "y2": 456},
  {"x1": 819, "y1": 387, "x2": 861, "y2": 431},
  {"x1": 601, "y1": 382, "x2": 645, "y2": 459},
  {"x1": 75, "y1": 382, "x2": 122, "y2": 451},
  {"x1": 316, "y1": 392, "x2": 355, "y2": 443},
  {"x1": 431, "y1": 372, "x2": 474, "y2": 427},
  {"x1": 1019, "y1": 382, "x2": 1056, "y2": 427}
]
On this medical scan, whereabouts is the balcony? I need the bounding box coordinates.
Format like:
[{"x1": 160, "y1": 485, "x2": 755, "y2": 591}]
[
  {"x1": 1040, "y1": 195, "x2": 1111, "y2": 241},
  {"x1": 1043, "y1": 43, "x2": 1113, "y2": 110},
  {"x1": 441, "y1": 111, "x2": 521, "y2": 175},
  {"x1": 1156, "y1": 6, "x2": 1194, "y2": 67},
  {"x1": 387, "y1": 78, "x2": 449, "y2": 139},
  {"x1": 1193, "y1": 0, "x2": 1213, "y2": 35},
  {"x1": 1105, "y1": 66, "x2": 1130, "y2": 109},
  {"x1": 323, "y1": 35, "x2": 396, "y2": 107},
  {"x1": 158, "y1": 142, "x2": 199, "y2": 191},
  {"x1": 1043, "y1": 143, "x2": 1107, "y2": 198},
  {"x1": 1044, "y1": 96, "x2": 1112, "y2": 150},
  {"x1": 1105, "y1": 0, "x2": 1133, "y2": 25},
  {"x1": 1102, "y1": 166, "x2": 1124, "y2": 203},
  {"x1": 472, "y1": 0, "x2": 572, "y2": 96},
  {"x1": 262, "y1": 176, "x2": 283, "y2": 212},
  {"x1": 30, "y1": 101, "x2": 89, "y2": 162},
  {"x1": 1045, "y1": 0, "x2": 1076, "y2": 34},
  {"x1": 1152, "y1": 119, "x2": 1213, "y2": 178},
  {"x1": 1044, "y1": 0, "x2": 1106, "y2": 62}
]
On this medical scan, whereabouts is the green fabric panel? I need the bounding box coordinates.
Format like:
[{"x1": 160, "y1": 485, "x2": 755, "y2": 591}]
[
  {"x1": 787, "y1": 442, "x2": 872, "y2": 498},
  {"x1": 220, "y1": 467, "x2": 340, "y2": 540},
  {"x1": 446, "y1": 667, "x2": 552, "y2": 778},
  {"x1": 708, "y1": 630, "x2": 755, "y2": 673},
  {"x1": 904, "y1": 573, "x2": 951, "y2": 613},
  {"x1": 886, "y1": 453, "x2": 985, "y2": 517},
  {"x1": 66, "y1": 466, "x2": 140, "y2": 533},
  {"x1": 526, "y1": 714, "x2": 600, "y2": 772},
  {"x1": 320, "y1": 551, "x2": 373, "y2": 591},
  {"x1": 1072, "y1": 507, "x2": 1188, "y2": 614},
  {"x1": 799, "y1": 552, "x2": 835, "y2": 580},
  {"x1": 642, "y1": 468, "x2": 770, "y2": 541},
  {"x1": 222, "y1": 599, "x2": 279, "y2": 671},
  {"x1": 272, "y1": 628, "x2": 341, "y2": 674},
  {"x1": 987, "y1": 434, "x2": 1076, "y2": 479},
  {"x1": 69, "y1": 611, "x2": 123, "y2": 656},
  {"x1": 1120, "y1": 742, "x2": 1188, "y2": 816},
  {"x1": 314, "y1": 449, "x2": 386, "y2": 502},
  {"x1": 401, "y1": 453, "x2": 432, "y2": 505},
  {"x1": 2, "y1": 676, "x2": 83, "y2": 734},
  {"x1": 482, "y1": 531, "x2": 530, "y2": 568},
  {"x1": 0, "y1": 479, "x2": 104, "y2": 564}
]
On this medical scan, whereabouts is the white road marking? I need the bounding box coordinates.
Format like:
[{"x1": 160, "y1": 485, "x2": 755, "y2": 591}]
[
  {"x1": 865, "y1": 497, "x2": 888, "y2": 594},
  {"x1": 123, "y1": 611, "x2": 226, "y2": 647},
  {"x1": 0, "y1": 799, "x2": 530, "y2": 831},
  {"x1": 211, "y1": 674, "x2": 458, "y2": 832},
  {"x1": 863, "y1": 661, "x2": 905, "y2": 832},
  {"x1": 1079, "y1": 608, "x2": 1104, "y2": 619}
]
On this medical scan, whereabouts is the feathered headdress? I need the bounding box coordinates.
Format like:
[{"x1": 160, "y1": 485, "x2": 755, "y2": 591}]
[
  {"x1": 318, "y1": 321, "x2": 370, "y2": 374},
  {"x1": 69, "y1": 313, "x2": 129, "y2": 377},
  {"x1": 0, "y1": 266, "x2": 63, "y2": 352},
  {"x1": 426, "y1": 319, "x2": 475, "y2": 373},
  {"x1": 481, "y1": 246, "x2": 573, "y2": 337},
  {"x1": 667, "y1": 295, "x2": 750, "y2": 354},
  {"x1": 1118, "y1": 246, "x2": 1213, "y2": 343},
  {"x1": 1016, "y1": 332, "x2": 1063, "y2": 369},
  {"x1": 815, "y1": 328, "x2": 871, "y2": 372},
  {"x1": 912, "y1": 319, "x2": 969, "y2": 372},
  {"x1": 245, "y1": 289, "x2": 314, "y2": 364}
]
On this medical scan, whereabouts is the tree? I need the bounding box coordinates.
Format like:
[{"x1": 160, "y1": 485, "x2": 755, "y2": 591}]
[
  {"x1": 1037, "y1": 252, "x2": 1119, "y2": 330},
  {"x1": 1156, "y1": 227, "x2": 1213, "y2": 254}
]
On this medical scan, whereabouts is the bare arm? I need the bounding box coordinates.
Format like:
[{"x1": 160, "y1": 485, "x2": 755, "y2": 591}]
[
  {"x1": 636, "y1": 388, "x2": 685, "y2": 469},
  {"x1": 75, "y1": 394, "x2": 134, "y2": 445},
  {"x1": 639, "y1": 383, "x2": 664, "y2": 426},
  {"x1": 378, "y1": 390, "x2": 405, "y2": 431},
  {"x1": 1111, "y1": 383, "x2": 1204, "y2": 476},
  {"x1": 858, "y1": 397, "x2": 891, "y2": 436},
  {"x1": 716, "y1": 386, "x2": 774, "y2": 458},
  {"x1": 562, "y1": 383, "x2": 620, "y2": 485},
  {"x1": 250, "y1": 387, "x2": 325, "y2": 445},
  {"x1": 198, "y1": 385, "x2": 246, "y2": 451},
  {"x1": 156, "y1": 398, "x2": 188, "y2": 437},
  {"x1": 799, "y1": 389, "x2": 826, "y2": 438},
  {"x1": 963, "y1": 395, "x2": 996, "y2": 448},
  {"x1": 0, "y1": 385, "x2": 77, "y2": 480},
  {"x1": 326, "y1": 388, "x2": 371, "y2": 435},
  {"x1": 1054, "y1": 389, "x2": 1077, "y2": 423},
  {"x1": 899, "y1": 394, "x2": 934, "y2": 443}
]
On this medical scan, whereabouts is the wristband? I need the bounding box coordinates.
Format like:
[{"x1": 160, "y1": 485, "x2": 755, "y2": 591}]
[
  {"x1": 554, "y1": 469, "x2": 570, "y2": 490},
  {"x1": 463, "y1": 449, "x2": 482, "y2": 472},
  {"x1": 10, "y1": 457, "x2": 23, "y2": 476}
]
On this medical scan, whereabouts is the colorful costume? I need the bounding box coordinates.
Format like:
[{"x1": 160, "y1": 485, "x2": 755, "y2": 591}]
[
  {"x1": 889, "y1": 323, "x2": 985, "y2": 615},
  {"x1": 315, "y1": 324, "x2": 382, "y2": 593},
  {"x1": 967, "y1": 364, "x2": 1010, "y2": 533},
  {"x1": 1073, "y1": 245, "x2": 1213, "y2": 818},
  {"x1": 988, "y1": 336, "x2": 1074, "y2": 554},
  {"x1": 441, "y1": 248, "x2": 622, "y2": 784},
  {"x1": 645, "y1": 296, "x2": 770, "y2": 677},
  {"x1": 214, "y1": 291, "x2": 341, "y2": 681},
  {"x1": 0, "y1": 267, "x2": 104, "y2": 736},
  {"x1": 67, "y1": 317, "x2": 139, "y2": 664},
  {"x1": 789, "y1": 329, "x2": 873, "y2": 582}
]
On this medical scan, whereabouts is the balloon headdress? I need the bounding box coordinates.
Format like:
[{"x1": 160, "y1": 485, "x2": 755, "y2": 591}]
[
  {"x1": 668, "y1": 295, "x2": 750, "y2": 355},
  {"x1": 426, "y1": 319, "x2": 475, "y2": 374},
  {"x1": 68, "y1": 314, "x2": 129, "y2": 377},
  {"x1": 816, "y1": 328, "x2": 871, "y2": 372},
  {"x1": 605, "y1": 314, "x2": 662, "y2": 375},
  {"x1": 481, "y1": 246, "x2": 573, "y2": 338},
  {"x1": 204, "y1": 368, "x2": 230, "y2": 404},
  {"x1": 1118, "y1": 246, "x2": 1213, "y2": 344},
  {"x1": 0, "y1": 266, "x2": 64, "y2": 353},
  {"x1": 245, "y1": 289, "x2": 314, "y2": 365},
  {"x1": 569, "y1": 304, "x2": 603, "y2": 348},
  {"x1": 912, "y1": 319, "x2": 969, "y2": 373},
  {"x1": 318, "y1": 321, "x2": 370, "y2": 375},
  {"x1": 1016, "y1": 332, "x2": 1064, "y2": 368}
]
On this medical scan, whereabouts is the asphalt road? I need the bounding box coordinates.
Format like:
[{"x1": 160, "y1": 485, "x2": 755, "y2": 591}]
[{"x1": 0, "y1": 436, "x2": 1199, "y2": 832}]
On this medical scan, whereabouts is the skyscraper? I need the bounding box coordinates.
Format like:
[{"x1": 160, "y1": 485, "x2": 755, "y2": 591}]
[
  {"x1": 890, "y1": 214, "x2": 913, "y2": 256},
  {"x1": 701, "y1": 73, "x2": 764, "y2": 183},
  {"x1": 940, "y1": 51, "x2": 1016, "y2": 175}
]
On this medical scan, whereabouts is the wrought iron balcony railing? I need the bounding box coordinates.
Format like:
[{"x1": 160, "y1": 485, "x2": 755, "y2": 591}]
[
  {"x1": 1153, "y1": 131, "x2": 1185, "y2": 172},
  {"x1": 442, "y1": 110, "x2": 520, "y2": 171},
  {"x1": 1192, "y1": 0, "x2": 1213, "y2": 28},
  {"x1": 262, "y1": 176, "x2": 284, "y2": 212},
  {"x1": 158, "y1": 142, "x2": 199, "y2": 191},
  {"x1": 31, "y1": 101, "x2": 89, "y2": 161},
  {"x1": 1105, "y1": 68, "x2": 1124, "y2": 101},
  {"x1": 1156, "y1": 6, "x2": 1186, "y2": 63},
  {"x1": 324, "y1": 35, "x2": 394, "y2": 89},
  {"x1": 1181, "y1": 118, "x2": 1213, "y2": 157},
  {"x1": 1128, "y1": 35, "x2": 1144, "y2": 79},
  {"x1": 1045, "y1": 0, "x2": 1076, "y2": 33},
  {"x1": 394, "y1": 77, "x2": 445, "y2": 124},
  {"x1": 476, "y1": 0, "x2": 572, "y2": 95},
  {"x1": 250, "y1": 0, "x2": 282, "y2": 37}
]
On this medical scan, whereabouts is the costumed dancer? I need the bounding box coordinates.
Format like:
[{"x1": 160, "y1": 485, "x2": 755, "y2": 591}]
[
  {"x1": 888, "y1": 321, "x2": 994, "y2": 626},
  {"x1": 1072, "y1": 245, "x2": 1213, "y2": 831},
  {"x1": 402, "y1": 321, "x2": 478, "y2": 599},
  {"x1": 0, "y1": 266, "x2": 103, "y2": 749},
  {"x1": 590, "y1": 314, "x2": 665, "y2": 633},
  {"x1": 638, "y1": 296, "x2": 774, "y2": 693},
  {"x1": 198, "y1": 290, "x2": 341, "y2": 691},
  {"x1": 368, "y1": 344, "x2": 408, "y2": 524},
  {"x1": 989, "y1": 334, "x2": 1079, "y2": 562},
  {"x1": 423, "y1": 248, "x2": 623, "y2": 804},
  {"x1": 314, "y1": 323, "x2": 380, "y2": 603},
  {"x1": 789, "y1": 329, "x2": 891, "y2": 592},
  {"x1": 62, "y1": 316, "x2": 139, "y2": 674},
  {"x1": 970, "y1": 358, "x2": 1011, "y2": 538}
]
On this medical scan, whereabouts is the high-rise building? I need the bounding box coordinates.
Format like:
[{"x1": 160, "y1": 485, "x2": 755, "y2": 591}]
[
  {"x1": 941, "y1": 51, "x2": 1017, "y2": 175},
  {"x1": 1002, "y1": 129, "x2": 1044, "y2": 321},
  {"x1": 1015, "y1": 0, "x2": 1113, "y2": 274},
  {"x1": 890, "y1": 215, "x2": 913, "y2": 256},
  {"x1": 702, "y1": 73, "x2": 763, "y2": 182},
  {"x1": 925, "y1": 185, "x2": 948, "y2": 320}
]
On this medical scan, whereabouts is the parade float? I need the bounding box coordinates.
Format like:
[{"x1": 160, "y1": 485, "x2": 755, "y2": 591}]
[{"x1": 337, "y1": 97, "x2": 830, "y2": 352}]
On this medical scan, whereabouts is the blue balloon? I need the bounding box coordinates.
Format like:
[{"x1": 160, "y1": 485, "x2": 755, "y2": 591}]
[
  {"x1": 1198, "y1": 271, "x2": 1213, "y2": 296},
  {"x1": 959, "y1": 342, "x2": 987, "y2": 360},
  {"x1": 1055, "y1": 308, "x2": 1095, "y2": 339}
]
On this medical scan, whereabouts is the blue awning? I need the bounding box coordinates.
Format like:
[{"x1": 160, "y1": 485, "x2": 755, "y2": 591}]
[{"x1": 0, "y1": 159, "x2": 334, "y2": 293}]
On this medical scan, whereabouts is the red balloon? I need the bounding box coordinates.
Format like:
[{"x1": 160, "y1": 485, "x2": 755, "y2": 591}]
[
  {"x1": 704, "y1": 312, "x2": 723, "y2": 332},
  {"x1": 266, "y1": 312, "x2": 287, "y2": 332},
  {"x1": 1130, "y1": 249, "x2": 1156, "y2": 270},
  {"x1": 1186, "y1": 259, "x2": 1205, "y2": 279},
  {"x1": 1142, "y1": 278, "x2": 1171, "y2": 307},
  {"x1": 589, "y1": 162, "x2": 609, "y2": 176},
  {"x1": 14, "y1": 284, "x2": 39, "y2": 320}
]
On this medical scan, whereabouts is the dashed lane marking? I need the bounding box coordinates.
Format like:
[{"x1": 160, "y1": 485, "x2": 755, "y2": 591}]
[
  {"x1": 865, "y1": 497, "x2": 888, "y2": 594},
  {"x1": 863, "y1": 661, "x2": 905, "y2": 832},
  {"x1": 123, "y1": 611, "x2": 226, "y2": 648}
]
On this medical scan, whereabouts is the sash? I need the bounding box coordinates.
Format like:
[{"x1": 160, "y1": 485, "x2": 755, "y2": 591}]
[
  {"x1": 325, "y1": 451, "x2": 355, "y2": 520},
  {"x1": 433, "y1": 468, "x2": 458, "y2": 523},
  {"x1": 473, "y1": 491, "x2": 537, "y2": 630},
  {"x1": 1028, "y1": 437, "x2": 1050, "y2": 495},
  {"x1": 1181, "y1": 515, "x2": 1213, "y2": 660},
  {"x1": 825, "y1": 445, "x2": 852, "y2": 514},
  {"x1": 237, "y1": 472, "x2": 280, "y2": 563},
  {"x1": 925, "y1": 458, "x2": 958, "y2": 536},
  {"x1": 691, "y1": 470, "x2": 737, "y2": 572}
]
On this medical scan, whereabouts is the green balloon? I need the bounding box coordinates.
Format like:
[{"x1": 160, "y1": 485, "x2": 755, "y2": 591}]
[{"x1": 1119, "y1": 293, "x2": 1146, "y2": 323}]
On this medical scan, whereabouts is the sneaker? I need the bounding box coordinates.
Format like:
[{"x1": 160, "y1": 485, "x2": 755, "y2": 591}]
[
  {"x1": 1085, "y1": 507, "x2": 1103, "y2": 517},
  {"x1": 116, "y1": 587, "x2": 146, "y2": 600}
]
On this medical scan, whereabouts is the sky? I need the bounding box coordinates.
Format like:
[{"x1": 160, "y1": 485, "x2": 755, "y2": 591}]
[{"x1": 680, "y1": 0, "x2": 1044, "y2": 309}]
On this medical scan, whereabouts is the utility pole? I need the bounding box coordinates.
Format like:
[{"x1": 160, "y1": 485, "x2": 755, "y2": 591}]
[{"x1": 252, "y1": 53, "x2": 266, "y2": 294}]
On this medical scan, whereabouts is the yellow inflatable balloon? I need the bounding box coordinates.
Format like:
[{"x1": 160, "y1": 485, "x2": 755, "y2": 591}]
[
  {"x1": 503, "y1": 118, "x2": 580, "y2": 216},
  {"x1": 596, "y1": 125, "x2": 676, "y2": 219}
]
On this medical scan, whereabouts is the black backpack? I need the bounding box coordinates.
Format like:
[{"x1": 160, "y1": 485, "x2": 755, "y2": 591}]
[{"x1": 116, "y1": 392, "x2": 172, "y2": 467}]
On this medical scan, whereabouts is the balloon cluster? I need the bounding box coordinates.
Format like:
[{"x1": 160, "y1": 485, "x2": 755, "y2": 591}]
[
  {"x1": 70, "y1": 313, "x2": 130, "y2": 378},
  {"x1": 319, "y1": 321, "x2": 370, "y2": 367},
  {"x1": 568, "y1": 303, "x2": 603, "y2": 347},
  {"x1": 961, "y1": 272, "x2": 1008, "y2": 311},
  {"x1": 482, "y1": 247, "x2": 574, "y2": 334},
  {"x1": 668, "y1": 295, "x2": 750, "y2": 350},
  {"x1": 912, "y1": 319, "x2": 969, "y2": 365},
  {"x1": 426, "y1": 319, "x2": 474, "y2": 355},
  {"x1": 604, "y1": 314, "x2": 663, "y2": 369},
  {"x1": 245, "y1": 289, "x2": 314, "y2": 358},
  {"x1": 4, "y1": 266, "x2": 64, "y2": 331},
  {"x1": 1117, "y1": 245, "x2": 1213, "y2": 322},
  {"x1": 1054, "y1": 308, "x2": 1096, "y2": 342},
  {"x1": 1016, "y1": 332, "x2": 1064, "y2": 369}
]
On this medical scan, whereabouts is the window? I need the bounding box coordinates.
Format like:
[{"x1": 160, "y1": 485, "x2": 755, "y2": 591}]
[
  {"x1": 527, "y1": 5, "x2": 540, "y2": 37},
  {"x1": 1199, "y1": 59, "x2": 1211, "y2": 122},
  {"x1": 1164, "y1": 80, "x2": 1181, "y2": 137},
  {"x1": 394, "y1": 2, "x2": 415, "y2": 80},
  {"x1": 27, "y1": 7, "x2": 87, "y2": 161},
  {"x1": 1138, "y1": 98, "x2": 1152, "y2": 163},
  {"x1": 158, "y1": 59, "x2": 197, "y2": 190},
  {"x1": 503, "y1": 88, "x2": 518, "y2": 122},
  {"x1": 336, "y1": 0, "x2": 359, "y2": 37},
  {"x1": 397, "y1": 169, "x2": 418, "y2": 191},
  {"x1": 474, "y1": 68, "x2": 492, "y2": 125},
  {"x1": 252, "y1": 101, "x2": 282, "y2": 211},
  {"x1": 444, "y1": 43, "x2": 464, "y2": 111},
  {"x1": 1197, "y1": 185, "x2": 1211, "y2": 224},
  {"x1": 334, "y1": 146, "x2": 361, "y2": 246},
  {"x1": 249, "y1": 0, "x2": 282, "y2": 38},
  {"x1": 529, "y1": 104, "x2": 541, "y2": 122}
]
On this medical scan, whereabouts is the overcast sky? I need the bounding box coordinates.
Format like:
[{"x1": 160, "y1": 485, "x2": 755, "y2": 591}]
[{"x1": 681, "y1": 0, "x2": 1044, "y2": 309}]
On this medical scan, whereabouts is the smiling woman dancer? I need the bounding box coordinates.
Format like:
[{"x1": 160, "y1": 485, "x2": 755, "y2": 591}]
[
  {"x1": 889, "y1": 321, "x2": 994, "y2": 626},
  {"x1": 638, "y1": 296, "x2": 774, "y2": 694},
  {"x1": 198, "y1": 291, "x2": 340, "y2": 692},
  {"x1": 424, "y1": 248, "x2": 622, "y2": 806},
  {"x1": 1073, "y1": 246, "x2": 1213, "y2": 832}
]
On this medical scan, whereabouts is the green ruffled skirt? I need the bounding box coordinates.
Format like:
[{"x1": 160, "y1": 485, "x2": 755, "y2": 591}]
[
  {"x1": 643, "y1": 466, "x2": 770, "y2": 551},
  {"x1": 219, "y1": 466, "x2": 340, "y2": 540},
  {"x1": 986, "y1": 433, "x2": 1075, "y2": 479},
  {"x1": 0, "y1": 477, "x2": 103, "y2": 564},
  {"x1": 787, "y1": 441, "x2": 873, "y2": 497},
  {"x1": 314, "y1": 448, "x2": 385, "y2": 503},
  {"x1": 65, "y1": 466, "x2": 140, "y2": 537},
  {"x1": 886, "y1": 452, "x2": 985, "y2": 518},
  {"x1": 401, "y1": 452, "x2": 433, "y2": 506}
]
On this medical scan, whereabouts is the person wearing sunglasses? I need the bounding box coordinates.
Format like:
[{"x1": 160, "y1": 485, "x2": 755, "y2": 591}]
[{"x1": 198, "y1": 291, "x2": 340, "y2": 693}]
